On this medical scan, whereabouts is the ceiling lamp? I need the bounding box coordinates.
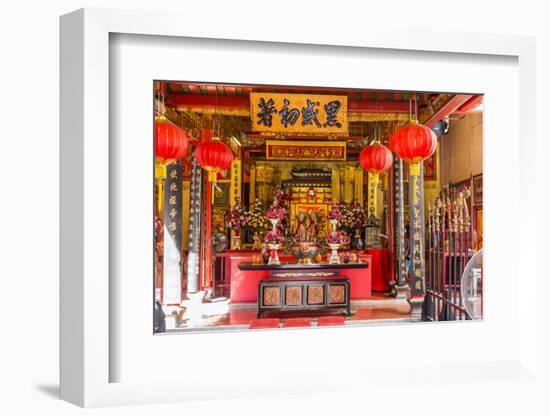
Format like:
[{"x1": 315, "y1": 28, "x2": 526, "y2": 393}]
[{"x1": 431, "y1": 118, "x2": 450, "y2": 136}]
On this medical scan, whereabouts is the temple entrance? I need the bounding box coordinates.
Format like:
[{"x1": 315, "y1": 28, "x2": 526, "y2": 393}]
[{"x1": 153, "y1": 81, "x2": 483, "y2": 332}]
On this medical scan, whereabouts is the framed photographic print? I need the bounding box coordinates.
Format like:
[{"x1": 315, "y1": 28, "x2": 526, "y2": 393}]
[
  {"x1": 60, "y1": 7, "x2": 539, "y2": 409},
  {"x1": 213, "y1": 181, "x2": 230, "y2": 207}
]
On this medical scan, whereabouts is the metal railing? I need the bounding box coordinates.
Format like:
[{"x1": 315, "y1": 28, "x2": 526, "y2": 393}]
[{"x1": 423, "y1": 188, "x2": 475, "y2": 321}]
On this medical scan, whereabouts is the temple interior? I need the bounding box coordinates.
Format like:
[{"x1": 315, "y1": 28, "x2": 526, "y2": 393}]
[{"x1": 153, "y1": 81, "x2": 483, "y2": 332}]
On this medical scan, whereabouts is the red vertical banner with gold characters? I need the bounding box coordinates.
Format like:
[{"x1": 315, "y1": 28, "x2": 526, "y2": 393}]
[{"x1": 230, "y1": 160, "x2": 241, "y2": 206}]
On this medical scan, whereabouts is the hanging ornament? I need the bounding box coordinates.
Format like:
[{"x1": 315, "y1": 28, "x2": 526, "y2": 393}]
[
  {"x1": 389, "y1": 97, "x2": 437, "y2": 203},
  {"x1": 154, "y1": 81, "x2": 189, "y2": 215},
  {"x1": 194, "y1": 128, "x2": 233, "y2": 183},
  {"x1": 389, "y1": 120, "x2": 437, "y2": 203},
  {"x1": 359, "y1": 143, "x2": 393, "y2": 174},
  {"x1": 155, "y1": 115, "x2": 189, "y2": 165}
]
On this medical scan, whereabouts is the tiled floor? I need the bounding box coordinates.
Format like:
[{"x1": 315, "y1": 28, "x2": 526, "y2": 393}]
[{"x1": 172, "y1": 293, "x2": 417, "y2": 332}]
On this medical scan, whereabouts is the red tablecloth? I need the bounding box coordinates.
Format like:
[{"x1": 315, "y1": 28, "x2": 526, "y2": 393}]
[
  {"x1": 365, "y1": 248, "x2": 392, "y2": 292},
  {"x1": 227, "y1": 253, "x2": 372, "y2": 302}
]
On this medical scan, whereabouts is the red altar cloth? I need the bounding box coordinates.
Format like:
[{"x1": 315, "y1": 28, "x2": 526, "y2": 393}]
[
  {"x1": 363, "y1": 248, "x2": 392, "y2": 292},
  {"x1": 226, "y1": 252, "x2": 372, "y2": 303}
]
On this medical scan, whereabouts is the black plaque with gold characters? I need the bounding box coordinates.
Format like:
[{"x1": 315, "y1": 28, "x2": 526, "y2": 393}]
[
  {"x1": 186, "y1": 158, "x2": 203, "y2": 294},
  {"x1": 162, "y1": 160, "x2": 183, "y2": 304},
  {"x1": 409, "y1": 164, "x2": 425, "y2": 295},
  {"x1": 392, "y1": 156, "x2": 407, "y2": 286}
]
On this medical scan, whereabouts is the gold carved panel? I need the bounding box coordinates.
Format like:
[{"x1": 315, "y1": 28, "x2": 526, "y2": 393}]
[
  {"x1": 329, "y1": 285, "x2": 346, "y2": 304},
  {"x1": 307, "y1": 286, "x2": 324, "y2": 305},
  {"x1": 263, "y1": 287, "x2": 281, "y2": 306},
  {"x1": 285, "y1": 286, "x2": 302, "y2": 306}
]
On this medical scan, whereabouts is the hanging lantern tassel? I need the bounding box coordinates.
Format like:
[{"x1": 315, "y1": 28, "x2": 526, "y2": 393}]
[
  {"x1": 410, "y1": 163, "x2": 420, "y2": 203},
  {"x1": 370, "y1": 172, "x2": 379, "y2": 214},
  {"x1": 370, "y1": 172, "x2": 379, "y2": 186},
  {"x1": 208, "y1": 170, "x2": 218, "y2": 204},
  {"x1": 208, "y1": 170, "x2": 218, "y2": 183},
  {"x1": 155, "y1": 160, "x2": 167, "y2": 215}
]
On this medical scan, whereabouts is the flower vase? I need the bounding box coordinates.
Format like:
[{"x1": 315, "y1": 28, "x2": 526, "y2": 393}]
[
  {"x1": 329, "y1": 219, "x2": 338, "y2": 235},
  {"x1": 269, "y1": 218, "x2": 279, "y2": 231},
  {"x1": 268, "y1": 243, "x2": 280, "y2": 265},
  {"x1": 328, "y1": 243, "x2": 341, "y2": 264}
]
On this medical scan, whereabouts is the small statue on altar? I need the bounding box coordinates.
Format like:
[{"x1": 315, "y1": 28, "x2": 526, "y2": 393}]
[
  {"x1": 307, "y1": 210, "x2": 318, "y2": 242},
  {"x1": 307, "y1": 187, "x2": 316, "y2": 202},
  {"x1": 252, "y1": 233, "x2": 261, "y2": 249},
  {"x1": 295, "y1": 212, "x2": 308, "y2": 242}
]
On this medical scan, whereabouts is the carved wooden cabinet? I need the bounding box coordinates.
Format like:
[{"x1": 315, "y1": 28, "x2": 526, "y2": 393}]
[{"x1": 257, "y1": 273, "x2": 351, "y2": 318}]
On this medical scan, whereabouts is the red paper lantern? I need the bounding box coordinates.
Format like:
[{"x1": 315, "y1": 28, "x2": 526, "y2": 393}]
[
  {"x1": 195, "y1": 138, "x2": 233, "y2": 182},
  {"x1": 389, "y1": 120, "x2": 437, "y2": 164},
  {"x1": 389, "y1": 120, "x2": 437, "y2": 203},
  {"x1": 155, "y1": 115, "x2": 189, "y2": 163},
  {"x1": 359, "y1": 143, "x2": 393, "y2": 174}
]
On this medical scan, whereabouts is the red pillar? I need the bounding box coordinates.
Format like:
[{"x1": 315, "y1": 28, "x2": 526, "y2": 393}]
[{"x1": 203, "y1": 176, "x2": 213, "y2": 288}]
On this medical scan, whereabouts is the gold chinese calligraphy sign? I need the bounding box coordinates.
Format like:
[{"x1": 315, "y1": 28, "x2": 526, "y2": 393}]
[
  {"x1": 250, "y1": 92, "x2": 348, "y2": 134},
  {"x1": 266, "y1": 140, "x2": 346, "y2": 161}
]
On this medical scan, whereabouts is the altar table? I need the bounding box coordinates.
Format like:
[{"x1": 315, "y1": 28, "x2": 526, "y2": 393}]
[{"x1": 228, "y1": 253, "x2": 371, "y2": 303}]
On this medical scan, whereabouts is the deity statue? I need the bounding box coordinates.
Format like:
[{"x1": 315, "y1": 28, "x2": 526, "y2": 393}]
[
  {"x1": 295, "y1": 212, "x2": 308, "y2": 242},
  {"x1": 307, "y1": 210, "x2": 318, "y2": 242}
]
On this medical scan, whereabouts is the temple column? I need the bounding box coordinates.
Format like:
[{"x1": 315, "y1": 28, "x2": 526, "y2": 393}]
[
  {"x1": 181, "y1": 157, "x2": 208, "y2": 327},
  {"x1": 390, "y1": 157, "x2": 410, "y2": 298},
  {"x1": 186, "y1": 158, "x2": 203, "y2": 294},
  {"x1": 162, "y1": 160, "x2": 183, "y2": 305},
  {"x1": 408, "y1": 163, "x2": 426, "y2": 313},
  {"x1": 161, "y1": 160, "x2": 184, "y2": 329},
  {"x1": 203, "y1": 174, "x2": 213, "y2": 290}
]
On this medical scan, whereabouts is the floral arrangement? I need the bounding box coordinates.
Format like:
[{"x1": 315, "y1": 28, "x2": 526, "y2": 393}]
[
  {"x1": 349, "y1": 200, "x2": 367, "y2": 229},
  {"x1": 265, "y1": 189, "x2": 288, "y2": 221},
  {"x1": 265, "y1": 206, "x2": 286, "y2": 221},
  {"x1": 326, "y1": 230, "x2": 350, "y2": 245},
  {"x1": 328, "y1": 204, "x2": 344, "y2": 222},
  {"x1": 338, "y1": 201, "x2": 366, "y2": 232},
  {"x1": 227, "y1": 203, "x2": 247, "y2": 230},
  {"x1": 246, "y1": 199, "x2": 268, "y2": 230},
  {"x1": 264, "y1": 228, "x2": 285, "y2": 245}
]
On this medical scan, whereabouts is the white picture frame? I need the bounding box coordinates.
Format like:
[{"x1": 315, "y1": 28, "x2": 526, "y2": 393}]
[{"x1": 60, "y1": 8, "x2": 539, "y2": 408}]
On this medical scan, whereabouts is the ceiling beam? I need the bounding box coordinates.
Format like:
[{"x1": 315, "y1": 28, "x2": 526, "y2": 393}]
[
  {"x1": 454, "y1": 95, "x2": 483, "y2": 113},
  {"x1": 423, "y1": 94, "x2": 473, "y2": 128},
  {"x1": 166, "y1": 94, "x2": 411, "y2": 113}
]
